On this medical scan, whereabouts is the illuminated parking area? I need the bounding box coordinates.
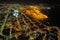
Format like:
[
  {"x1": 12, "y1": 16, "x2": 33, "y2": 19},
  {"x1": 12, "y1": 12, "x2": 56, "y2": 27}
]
[{"x1": 19, "y1": 5, "x2": 48, "y2": 20}]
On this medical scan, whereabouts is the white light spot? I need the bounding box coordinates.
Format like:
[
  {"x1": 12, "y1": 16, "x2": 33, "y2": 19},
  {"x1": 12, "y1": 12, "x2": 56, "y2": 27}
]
[{"x1": 13, "y1": 10, "x2": 19, "y2": 17}]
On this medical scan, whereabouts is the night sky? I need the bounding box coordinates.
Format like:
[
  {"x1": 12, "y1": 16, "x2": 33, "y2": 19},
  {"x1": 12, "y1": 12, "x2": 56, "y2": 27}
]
[
  {"x1": 0, "y1": 0, "x2": 60, "y2": 26},
  {"x1": 0, "y1": 0, "x2": 60, "y2": 4}
]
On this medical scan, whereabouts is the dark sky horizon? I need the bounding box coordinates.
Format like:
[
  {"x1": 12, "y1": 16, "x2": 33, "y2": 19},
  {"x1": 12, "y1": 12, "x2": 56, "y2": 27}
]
[{"x1": 0, "y1": 0, "x2": 60, "y2": 4}]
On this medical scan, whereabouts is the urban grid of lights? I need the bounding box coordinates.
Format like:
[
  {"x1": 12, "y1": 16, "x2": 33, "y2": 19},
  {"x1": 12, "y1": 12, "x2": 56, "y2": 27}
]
[{"x1": 0, "y1": 4, "x2": 60, "y2": 40}]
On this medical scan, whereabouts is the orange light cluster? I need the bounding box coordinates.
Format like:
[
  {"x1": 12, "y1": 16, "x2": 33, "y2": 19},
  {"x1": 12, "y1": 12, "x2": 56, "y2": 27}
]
[{"x1": 19, "y1": 5, "x2": 48, "y2": 20}]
